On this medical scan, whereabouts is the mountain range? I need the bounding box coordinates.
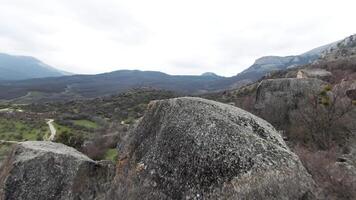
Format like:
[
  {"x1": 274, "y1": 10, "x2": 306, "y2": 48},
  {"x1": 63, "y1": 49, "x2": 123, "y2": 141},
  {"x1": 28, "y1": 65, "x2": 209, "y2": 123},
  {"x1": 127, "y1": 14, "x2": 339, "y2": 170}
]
[{"x1": 0, "y1": 34, "x2": 352, "y2": 102}]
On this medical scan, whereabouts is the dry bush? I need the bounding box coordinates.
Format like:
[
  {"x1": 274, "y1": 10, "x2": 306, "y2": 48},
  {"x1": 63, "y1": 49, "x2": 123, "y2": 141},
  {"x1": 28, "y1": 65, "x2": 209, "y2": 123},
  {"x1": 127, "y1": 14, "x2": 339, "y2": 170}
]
[
  {"x1": 81, "y1": 134, "x2": 119, "y2": 160},
  {"x1": 290, "y1": 84, "x2": 355, "y2": 149},
  {"x1": 294, "y1": 145, "x2": 356, "y2": 200}
]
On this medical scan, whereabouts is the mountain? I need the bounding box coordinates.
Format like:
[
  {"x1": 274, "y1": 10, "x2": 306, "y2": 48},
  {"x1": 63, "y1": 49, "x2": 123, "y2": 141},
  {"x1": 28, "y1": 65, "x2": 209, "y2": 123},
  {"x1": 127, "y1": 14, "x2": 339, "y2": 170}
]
[
  {"x1": 321, "y1": 34, "x2": 356, "y2": 60},
  {"x1": 0, "y1": 35, "x2": 352, "y2": 103},
  {"x1": 0, "y1": 70, "x2": 231, "y2": 102},
  {"x1": 201, "y1": 72, "x2": 221, "y2": 77},
  {"x1": 0, "y1": 53, "x2": 71, "y2": 80},
  {"x1": 230, "y1": 41, "x2": 338, "y2": 84}
]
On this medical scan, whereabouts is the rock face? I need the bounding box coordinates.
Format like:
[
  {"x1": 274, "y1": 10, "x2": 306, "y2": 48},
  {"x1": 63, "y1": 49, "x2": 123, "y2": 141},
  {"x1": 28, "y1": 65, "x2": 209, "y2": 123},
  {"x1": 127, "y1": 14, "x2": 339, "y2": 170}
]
[
  {"x1": 243, "y1": 55, "x2": 319, "y2": 75},
  {"x1": 255, "y1": 78, "x2": 325, "y2": 109},
  {"x1": 296, "y1": 69, "x2": 332, "y2": 80},
  {"x1": 114, "y1": 97, "x2": 316, "y2": 199},
  {"x1": 321, "y1": 34, "x2": 356, "y2": 60},
  {"x1": 0, "y1": 141, "x2": 115, "y2": 200}
]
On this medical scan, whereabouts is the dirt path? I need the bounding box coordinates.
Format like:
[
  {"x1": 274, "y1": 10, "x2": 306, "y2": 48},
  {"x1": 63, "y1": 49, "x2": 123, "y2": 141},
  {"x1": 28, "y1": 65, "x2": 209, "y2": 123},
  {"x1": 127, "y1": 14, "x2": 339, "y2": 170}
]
[{"x1": 46, "y1": 119, "x2": 56, "y2": 141}]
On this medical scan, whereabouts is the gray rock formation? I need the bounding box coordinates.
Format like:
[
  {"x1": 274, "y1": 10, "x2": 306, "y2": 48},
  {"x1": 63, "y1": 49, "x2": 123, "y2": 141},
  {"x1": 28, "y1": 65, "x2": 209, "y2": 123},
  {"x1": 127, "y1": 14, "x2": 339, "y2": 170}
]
[
  {"x1": 0, "y1": 141, "x2": 115, "y2": 200},
  {"x1": 321, "y1": 34, "x2": 356, "y2": 60},
  {"x1": 114, "y1": 97, "x2": 316, "y2": 199},
  {"x1": 296, "y1": 69, "x2": 332, "y2": 80},
  {"x1": 255, "y1": 78, "x2": 325, "y2": 109}
]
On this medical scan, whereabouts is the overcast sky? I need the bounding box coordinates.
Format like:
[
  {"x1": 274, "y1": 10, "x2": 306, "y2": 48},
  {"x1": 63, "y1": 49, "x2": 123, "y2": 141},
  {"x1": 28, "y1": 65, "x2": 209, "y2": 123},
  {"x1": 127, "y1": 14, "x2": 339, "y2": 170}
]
[{"x1": 0, "y1": 0, "x2": 355, "y2": 76}]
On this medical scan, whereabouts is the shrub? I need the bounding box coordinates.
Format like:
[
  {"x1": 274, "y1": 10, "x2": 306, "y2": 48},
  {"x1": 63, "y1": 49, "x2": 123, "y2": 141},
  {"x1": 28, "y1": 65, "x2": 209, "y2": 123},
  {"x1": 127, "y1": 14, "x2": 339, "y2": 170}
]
[
  {"x1": 294, "y1": 145, "x2": 356, "y2": 199},
  {"x1": 324, "y1": 85, "x2": 332, "y2": 91}
]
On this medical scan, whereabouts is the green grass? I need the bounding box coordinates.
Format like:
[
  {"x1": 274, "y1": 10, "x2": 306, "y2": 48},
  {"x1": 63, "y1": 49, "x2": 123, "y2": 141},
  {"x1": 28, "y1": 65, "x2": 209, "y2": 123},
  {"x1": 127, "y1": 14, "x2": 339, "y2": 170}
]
[
  {"x1": 103, "y1": 148, "x2": 118, "y2": 162},
  {"x1": 53, "y1": 122, "x2": 72, "y2": 136},
  {"x1": 71, "y1": 119, "x2": 99, "y2": 129},
  {"x1": 0, "y1": 118, "x2": 48, "y2": 141}
]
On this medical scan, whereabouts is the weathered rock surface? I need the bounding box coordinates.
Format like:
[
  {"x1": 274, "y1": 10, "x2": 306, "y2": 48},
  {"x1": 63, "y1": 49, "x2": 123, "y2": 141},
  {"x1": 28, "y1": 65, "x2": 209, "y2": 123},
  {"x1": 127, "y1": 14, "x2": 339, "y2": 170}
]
[
  {"x1": 114, "y1": 97, "x2": 316, "y2": 199},
  {"x1": 0, "y1": 141, "x2": 115, "y2": 200},
  {"x1": 296, "y1": 69, "x2": 332, "y2": 80},
  {"x1": 255, "y1": 78, "x2": 325, "y2": 109},
  {"x1": 321, "y1": 34, "x2": 356, "y2": 60}
]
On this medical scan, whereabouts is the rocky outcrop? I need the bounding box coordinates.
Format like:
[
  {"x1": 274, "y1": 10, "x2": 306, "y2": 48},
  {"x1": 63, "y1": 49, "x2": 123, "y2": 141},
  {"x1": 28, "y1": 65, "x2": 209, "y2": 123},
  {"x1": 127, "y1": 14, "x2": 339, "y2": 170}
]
[
  {"x1": 114, "y1": 97, "x2": 316, "y2": 199},
  {"x1": 296, "y1": 69, "x2": 332, "y2": 80},
  {"x1": 0, "y1": 141, "x2": 115, "y2": 200},
  {"x1": 242, "y1": 55, "x2": 319, "y2": 75},
  {"x1": 321, "y1": 34, "x2": 356, "y2": 60},
  {"x1": 255, "y1": 78, "x2": 325, "y2": 109}
]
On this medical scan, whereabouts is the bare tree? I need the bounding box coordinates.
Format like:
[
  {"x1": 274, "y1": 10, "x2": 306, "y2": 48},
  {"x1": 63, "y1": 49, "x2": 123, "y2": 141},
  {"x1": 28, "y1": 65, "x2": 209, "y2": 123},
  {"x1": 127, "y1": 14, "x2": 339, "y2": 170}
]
[{"x1": 292, "y1": 83, "x2": 355, "y2": 149}]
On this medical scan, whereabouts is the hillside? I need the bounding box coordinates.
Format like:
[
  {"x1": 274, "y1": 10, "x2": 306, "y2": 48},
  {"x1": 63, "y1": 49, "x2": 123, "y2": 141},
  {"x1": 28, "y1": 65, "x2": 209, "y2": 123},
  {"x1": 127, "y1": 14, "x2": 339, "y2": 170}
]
[
  {"x1": 203, "y1": 35, "x2": 356, "y2": 199},
  {"x1": 0, "y1": 70, "x2": 230, "y2": 103},
  {"x1": 0, "y1": 53, "x2": 70, "y2": 80},
  {"x1": 0, "y1": 36, "x2": 347, "y2": 103},
  {"x1": 232, "y1": 41, "x2": 337, "y2": 84}
]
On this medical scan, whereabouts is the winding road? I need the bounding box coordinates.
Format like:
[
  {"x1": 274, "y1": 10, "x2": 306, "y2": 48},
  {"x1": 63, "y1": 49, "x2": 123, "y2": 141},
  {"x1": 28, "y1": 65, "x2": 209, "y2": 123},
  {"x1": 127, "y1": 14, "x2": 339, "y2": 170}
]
[{"x1": 46, "y1": 119, "x2": 56, "y2": 141}]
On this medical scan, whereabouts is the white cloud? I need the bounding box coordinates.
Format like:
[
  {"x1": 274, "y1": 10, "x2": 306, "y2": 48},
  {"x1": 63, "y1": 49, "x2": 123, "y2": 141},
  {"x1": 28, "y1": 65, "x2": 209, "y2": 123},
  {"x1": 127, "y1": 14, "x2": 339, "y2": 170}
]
[{"x1": 0, "y1": 0, "x2": 355, "y2": 76}]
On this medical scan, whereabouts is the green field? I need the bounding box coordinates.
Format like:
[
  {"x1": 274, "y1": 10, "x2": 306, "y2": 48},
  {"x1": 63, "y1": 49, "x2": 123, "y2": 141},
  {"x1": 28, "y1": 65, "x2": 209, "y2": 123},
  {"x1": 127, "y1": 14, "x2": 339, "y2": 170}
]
[
  {"x1": 0, "y1": 118, "x2": 48, "y2": 141},
  {"x1": 0, "y1": 118, "x2": 49, "y2": 163},
  {"x1": 71, "y1": 119, "x2": 99, "y2": 129}
]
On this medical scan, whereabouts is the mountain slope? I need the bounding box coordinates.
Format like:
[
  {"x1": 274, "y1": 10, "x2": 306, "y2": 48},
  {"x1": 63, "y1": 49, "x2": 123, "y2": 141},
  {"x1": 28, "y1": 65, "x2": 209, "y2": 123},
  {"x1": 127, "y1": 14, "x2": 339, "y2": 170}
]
[
  {"x1": 321, "y1": 34, "x2": 356, "y2": 60},
  {"x1": 0, "y1": 70, "x2": 229, "y2": 102},
  {"x1": 0, "y1": 53, "x2": 71, "y2": 80},
  {"x1": 230, "y1": 41, "x2": 338, "y2": 84}
]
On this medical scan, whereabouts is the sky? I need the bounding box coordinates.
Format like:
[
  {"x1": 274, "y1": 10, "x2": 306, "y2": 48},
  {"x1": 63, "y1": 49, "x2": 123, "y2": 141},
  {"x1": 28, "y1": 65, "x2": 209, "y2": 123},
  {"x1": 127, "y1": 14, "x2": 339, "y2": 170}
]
[{"x1": 0, "y1": 0, "x2": 355, "y2": 76}]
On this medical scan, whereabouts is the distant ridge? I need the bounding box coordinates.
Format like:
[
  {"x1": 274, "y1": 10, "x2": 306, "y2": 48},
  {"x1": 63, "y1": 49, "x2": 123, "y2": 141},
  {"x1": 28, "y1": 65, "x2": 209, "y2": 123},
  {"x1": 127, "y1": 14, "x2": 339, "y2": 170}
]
[
  {"x1": 0, "y1": 53, "x2": 72, "y2": 80},
  {"x1": 0, "y1": 34, "x2": 353, "y2": 102}
]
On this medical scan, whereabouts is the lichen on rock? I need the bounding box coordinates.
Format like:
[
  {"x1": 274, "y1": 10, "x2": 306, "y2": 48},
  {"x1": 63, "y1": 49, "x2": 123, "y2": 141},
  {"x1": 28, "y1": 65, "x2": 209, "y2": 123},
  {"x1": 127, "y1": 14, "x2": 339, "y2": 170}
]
[{"x1": 114, "y1": 97, "x2": 317, "y2": 199}]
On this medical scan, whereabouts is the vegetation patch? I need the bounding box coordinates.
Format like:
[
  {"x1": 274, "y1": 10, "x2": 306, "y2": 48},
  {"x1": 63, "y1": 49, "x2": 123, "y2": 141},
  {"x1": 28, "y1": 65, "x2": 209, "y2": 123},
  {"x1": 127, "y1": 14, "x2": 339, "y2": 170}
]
[
  {"x1": 0, "y1": 118, "x2": 48, "y2": 141},
  {"x1": 71, "y1": 119, "x2": 99, "y2": 129},
  {"x1": 0, "y1": 143, "x2": 13, "y2": 163},
  {"x1": 103, "y1": 148, "x2": 118, "y2": 162}
]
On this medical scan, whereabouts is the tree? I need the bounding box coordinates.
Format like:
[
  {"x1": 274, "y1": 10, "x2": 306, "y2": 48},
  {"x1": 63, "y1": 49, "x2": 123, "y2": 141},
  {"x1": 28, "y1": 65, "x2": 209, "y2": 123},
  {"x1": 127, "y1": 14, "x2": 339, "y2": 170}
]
[{"x1": 292, "y1": 84, "x2": 355, "y2": 149}]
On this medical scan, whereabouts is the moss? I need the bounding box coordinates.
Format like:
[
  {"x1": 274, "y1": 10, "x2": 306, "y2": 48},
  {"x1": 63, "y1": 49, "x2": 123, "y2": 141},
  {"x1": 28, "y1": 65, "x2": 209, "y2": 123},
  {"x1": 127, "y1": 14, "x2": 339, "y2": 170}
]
[
  {"x1": 103, "y1": 148, "x2": 118, "y2": 162},
  {"x1": 321, "y1": 97, "x2": 330, "y2": 106},
  {"x1": 319, "y1": 90, "x2": 327, "y2": 96},
  {"x1": 324, "y1": 85, "x2": 332, "y2": 92}
]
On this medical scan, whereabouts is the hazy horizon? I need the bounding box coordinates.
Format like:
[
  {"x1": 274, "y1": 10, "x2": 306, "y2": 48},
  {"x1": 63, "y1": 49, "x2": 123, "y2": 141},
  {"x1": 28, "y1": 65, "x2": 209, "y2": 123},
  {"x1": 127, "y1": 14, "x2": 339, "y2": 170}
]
[{"x1": 1, "y1": 0, "x2": 356, "y2": 76}]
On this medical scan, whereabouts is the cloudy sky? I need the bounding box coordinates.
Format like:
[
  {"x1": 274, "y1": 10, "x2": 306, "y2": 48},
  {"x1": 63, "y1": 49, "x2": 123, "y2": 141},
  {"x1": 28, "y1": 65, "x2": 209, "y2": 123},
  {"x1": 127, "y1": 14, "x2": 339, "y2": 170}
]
[{"x1": 0, "y1": 0, "x2": 355, "y2": 76}]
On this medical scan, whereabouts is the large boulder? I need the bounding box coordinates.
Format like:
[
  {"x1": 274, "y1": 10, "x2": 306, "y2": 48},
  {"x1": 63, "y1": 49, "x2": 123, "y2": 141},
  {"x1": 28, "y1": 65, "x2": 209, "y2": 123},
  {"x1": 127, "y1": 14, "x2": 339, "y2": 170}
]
[
  {"x1": 255, "y1": 78, "x2": 325, "y2": 109},
  {"x1": 114, "y1": 97, "x2": 316, "y2": 199},
  {"x1": 0, "y1": 141, "x2": 115, "y2": 200}
]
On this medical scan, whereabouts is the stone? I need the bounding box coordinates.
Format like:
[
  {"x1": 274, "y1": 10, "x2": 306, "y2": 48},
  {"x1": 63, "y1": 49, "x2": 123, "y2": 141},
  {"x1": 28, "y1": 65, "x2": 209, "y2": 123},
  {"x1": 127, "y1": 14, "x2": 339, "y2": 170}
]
[
  {"x1": 0, "y1": 141, "x2": 115, "y2": 200},
  {"x1": 255, "y1": 78, "x2": 325, "y2": 109},
  {"x1": 114, "y1": 97, "x2": 317, "y2": 199}
]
